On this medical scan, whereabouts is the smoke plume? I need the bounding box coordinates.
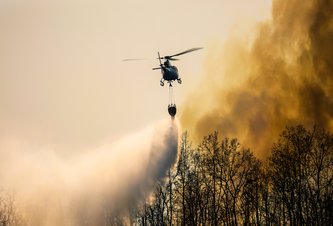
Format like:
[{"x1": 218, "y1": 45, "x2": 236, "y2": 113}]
[
  {"x1": 181, "y1": 0, "x2": 333, "y2": 158},
  {"x1": 0, "y1": 119, "x2": 178, "y2": 225}
]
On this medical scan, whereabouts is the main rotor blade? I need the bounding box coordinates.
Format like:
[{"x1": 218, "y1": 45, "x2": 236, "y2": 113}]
[
  {"x1": 170, "y1": 47, "x2": 203, "y2": 57},
  {"x1": 122, "y1": 58, "x2": 148, "y2": 61},
  {"x1": 152, "y1": 67, "x2": 161, "y2": 70}
]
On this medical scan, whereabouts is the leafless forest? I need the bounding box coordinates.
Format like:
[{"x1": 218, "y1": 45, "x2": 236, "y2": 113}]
[
  {"x1": 135, "y1": 125, "x2": 333, "y2": 225},
  {"x1": 1, "y1": 125, "x2": 332, "y2": 225}
]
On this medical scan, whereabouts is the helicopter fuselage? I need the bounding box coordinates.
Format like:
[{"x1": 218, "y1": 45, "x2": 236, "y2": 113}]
[
  {"x1": 155, "y1": 47, "x2": 202, "y2": 86},
  {"x1": 162, "y1": 65, "x2": 179, "y2": 81}
]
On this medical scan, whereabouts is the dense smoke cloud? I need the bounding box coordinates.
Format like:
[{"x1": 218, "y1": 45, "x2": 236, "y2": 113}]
[
  {"x1": 181, "y1": 0, "x2": 333, "y2": 158},
  {"x1": 0, "y1": 119, "x2": 178, "y2": 225}
]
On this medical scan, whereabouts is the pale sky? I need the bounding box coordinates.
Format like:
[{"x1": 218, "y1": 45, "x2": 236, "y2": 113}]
[{"x1": 0, "y1": 0, "x2": 272, "y2": 153}]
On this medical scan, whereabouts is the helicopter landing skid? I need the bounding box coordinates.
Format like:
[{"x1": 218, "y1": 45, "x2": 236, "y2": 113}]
[
  {"x1": 177, "y1": 78, "x2": 182, "y2": 84},
  {"x1": 160, "y1": 79, "x2": 165, "y2": 86}
]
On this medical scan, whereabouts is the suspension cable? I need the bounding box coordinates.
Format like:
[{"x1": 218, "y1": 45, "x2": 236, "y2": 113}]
[{"x1": 169, "y1": 83, "x2": 176, "y2": 106}]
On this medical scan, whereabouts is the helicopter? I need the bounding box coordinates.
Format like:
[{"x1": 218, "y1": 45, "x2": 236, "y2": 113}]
[
  {"x1": 123, "y1": 47, "x2": 202, "y2": 118},
  {"x1": 152, "y1": 47, "x2": 203, "y2": 87}
]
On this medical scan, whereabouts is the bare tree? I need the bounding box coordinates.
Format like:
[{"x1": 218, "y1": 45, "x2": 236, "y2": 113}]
[
  {"x1": 0, "y1": 190, "x2": 25, "y2": 226},
  {"x1": 269, "y1": 125, "x2": 333, "y2": 225},
  {"x1": 134, "y1": 125, "x2": 333, "y2": 226}
]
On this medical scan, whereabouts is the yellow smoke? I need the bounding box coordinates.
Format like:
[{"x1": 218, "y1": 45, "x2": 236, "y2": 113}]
[{"x1": 181, "y1": 0, "x2": 333, "y2": 158}]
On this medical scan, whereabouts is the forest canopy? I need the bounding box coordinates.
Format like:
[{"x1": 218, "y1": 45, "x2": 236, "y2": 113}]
[{"x1": 135, "y1": 125, "x2": 333, "y2": 226}]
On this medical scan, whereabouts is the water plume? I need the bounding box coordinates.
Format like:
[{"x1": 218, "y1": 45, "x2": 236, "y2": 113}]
[
  {"x1": 181, "y1": 0, "x2": 333, "y2": 158},
  {"x1": 0, "y1": 119, "x2": 179, "y2": 225}
]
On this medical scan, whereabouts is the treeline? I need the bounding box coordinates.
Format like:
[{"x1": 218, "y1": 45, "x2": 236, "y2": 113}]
[{"x1": 134, "y1": 125, "x2": 333, "y2": 225}]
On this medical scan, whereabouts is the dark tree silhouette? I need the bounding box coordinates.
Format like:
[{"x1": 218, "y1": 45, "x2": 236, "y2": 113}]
[
  {"x1": 133, "y1": 125, "x2": 333, "y2": 226},
  {"x1": 269, "y1": 126, "x2": 333, "y2": 225}
]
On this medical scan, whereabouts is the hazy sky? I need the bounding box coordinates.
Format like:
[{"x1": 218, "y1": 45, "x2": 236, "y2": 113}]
[{"x1": 0, "y1": 0, "x2": 272, "y2": 152}]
